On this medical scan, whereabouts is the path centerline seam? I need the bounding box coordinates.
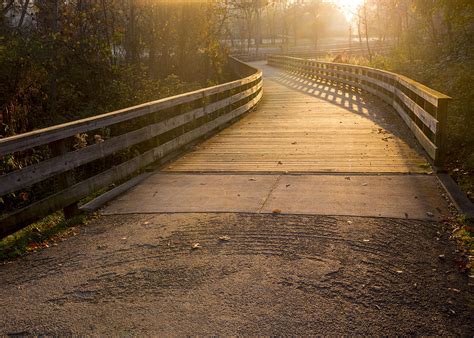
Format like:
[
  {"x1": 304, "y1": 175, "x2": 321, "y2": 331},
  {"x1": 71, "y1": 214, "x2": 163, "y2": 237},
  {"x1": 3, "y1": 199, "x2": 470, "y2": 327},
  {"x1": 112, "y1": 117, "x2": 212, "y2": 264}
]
[{"x1": 258, "y1": 174, "x2": 282, "y2": 213}]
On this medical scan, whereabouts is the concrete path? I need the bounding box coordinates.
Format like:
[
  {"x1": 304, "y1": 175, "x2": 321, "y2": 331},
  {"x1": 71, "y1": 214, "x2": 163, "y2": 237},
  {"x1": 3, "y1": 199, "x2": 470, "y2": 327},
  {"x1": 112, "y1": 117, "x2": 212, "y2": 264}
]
[{"x1": 103, "y1": 173, "x2": 449, "y2": 220}]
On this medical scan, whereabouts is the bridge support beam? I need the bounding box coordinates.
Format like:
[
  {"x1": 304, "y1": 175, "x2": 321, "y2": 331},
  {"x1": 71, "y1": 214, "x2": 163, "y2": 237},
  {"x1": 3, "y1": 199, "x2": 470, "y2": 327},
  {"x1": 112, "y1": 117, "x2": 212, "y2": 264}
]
[{"x1": 50, "y1": 139, "x2": 81, "y2": 219}]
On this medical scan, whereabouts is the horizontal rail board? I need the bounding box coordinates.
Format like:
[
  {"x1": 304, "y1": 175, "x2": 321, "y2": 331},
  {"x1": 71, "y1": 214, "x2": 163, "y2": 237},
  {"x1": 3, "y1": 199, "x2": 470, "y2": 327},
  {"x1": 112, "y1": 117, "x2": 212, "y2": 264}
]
[
  {"x1": 393, "y1": 101, "x2": 437, "y2": 159},
  {"x1": 395, "y1": 89, "x2": 438, "y2": 133}
]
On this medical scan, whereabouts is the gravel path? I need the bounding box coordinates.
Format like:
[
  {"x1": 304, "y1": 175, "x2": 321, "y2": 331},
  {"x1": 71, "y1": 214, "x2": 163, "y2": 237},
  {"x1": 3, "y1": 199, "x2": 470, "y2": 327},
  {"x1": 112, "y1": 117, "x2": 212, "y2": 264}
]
[{"x1": 0, "y1": 213, "x2": 472, "y2": 335}]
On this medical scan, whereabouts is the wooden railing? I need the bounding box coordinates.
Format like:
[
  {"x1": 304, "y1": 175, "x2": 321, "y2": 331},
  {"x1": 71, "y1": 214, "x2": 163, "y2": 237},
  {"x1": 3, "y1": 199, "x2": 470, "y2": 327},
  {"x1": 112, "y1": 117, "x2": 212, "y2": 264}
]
[
  {"x1": 268, "y1": 55, "x2": 450, "y2": 165},
  {"x1": 0, "y1": 57, "x2": 262, "y2": 238},
  {"x1": 233, "y1": 45, "x2": 392, "y2": 62}
]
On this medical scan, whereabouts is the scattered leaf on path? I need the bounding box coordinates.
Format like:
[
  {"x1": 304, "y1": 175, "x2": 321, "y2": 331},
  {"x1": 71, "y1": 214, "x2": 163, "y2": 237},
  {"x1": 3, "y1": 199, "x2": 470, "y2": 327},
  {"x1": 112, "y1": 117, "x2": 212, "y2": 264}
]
[
  {"x1": 272, "y1": 209, "x2": 282, "y2": 214},
  {"x1": 219, "y1": 235, "x2": 231, "y2": 242},
  {"x1": 426, "y1": 211, "x2": 434, "y2": 217},
  {"x1": 191, "y1": 243, "x2": 201, "y2": 250}
]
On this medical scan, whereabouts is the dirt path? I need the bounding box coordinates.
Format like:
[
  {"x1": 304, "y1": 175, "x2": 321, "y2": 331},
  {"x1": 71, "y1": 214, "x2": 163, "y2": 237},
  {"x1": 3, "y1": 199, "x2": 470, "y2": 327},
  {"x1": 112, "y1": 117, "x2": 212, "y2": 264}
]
[{"x1": 1, "y1": 213, "x2": 472, "y2": 335}]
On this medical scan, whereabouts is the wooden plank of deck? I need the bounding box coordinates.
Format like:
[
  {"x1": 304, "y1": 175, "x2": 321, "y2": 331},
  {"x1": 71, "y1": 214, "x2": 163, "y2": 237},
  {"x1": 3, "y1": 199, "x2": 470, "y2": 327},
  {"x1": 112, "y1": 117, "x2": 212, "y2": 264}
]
[{"x1": 165, "y1": 61, "x2": 428, "y2": 173}]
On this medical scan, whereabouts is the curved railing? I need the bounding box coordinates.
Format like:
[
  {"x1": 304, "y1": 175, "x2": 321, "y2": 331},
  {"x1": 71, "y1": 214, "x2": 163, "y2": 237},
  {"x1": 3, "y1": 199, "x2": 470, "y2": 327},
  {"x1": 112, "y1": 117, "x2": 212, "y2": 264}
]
[
  {"x1": 268, "y1": 55, "x2": 450, "y2": 166},
  {"x1": 0, "y1": 57, "x2": 263, "y2": 238}
]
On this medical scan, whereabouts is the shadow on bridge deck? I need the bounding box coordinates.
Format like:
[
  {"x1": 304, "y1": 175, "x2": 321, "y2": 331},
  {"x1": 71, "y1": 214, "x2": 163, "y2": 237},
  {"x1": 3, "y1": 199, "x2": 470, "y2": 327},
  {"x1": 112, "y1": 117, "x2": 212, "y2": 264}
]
[{"x1": 165, "y1": 61, "x2": 427, "y2": 173}]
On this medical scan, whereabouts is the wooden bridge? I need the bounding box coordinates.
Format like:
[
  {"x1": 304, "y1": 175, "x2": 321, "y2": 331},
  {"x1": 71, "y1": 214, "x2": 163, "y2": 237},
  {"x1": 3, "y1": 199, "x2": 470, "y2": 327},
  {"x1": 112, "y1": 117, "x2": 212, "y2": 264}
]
[
  {"x1": 0, "y1": 55, "x2": 453, "y2": 236},
  {"x1": 2, "y1": 56, "x2": 474, "y2": 336}
]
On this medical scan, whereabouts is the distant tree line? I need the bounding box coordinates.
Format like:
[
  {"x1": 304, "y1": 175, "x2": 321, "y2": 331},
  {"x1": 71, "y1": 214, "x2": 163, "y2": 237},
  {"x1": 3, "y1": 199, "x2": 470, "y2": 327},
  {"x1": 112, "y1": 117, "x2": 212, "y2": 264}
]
[{"x1": 225, "y1": 0, "x2": 349, "y2": 53}]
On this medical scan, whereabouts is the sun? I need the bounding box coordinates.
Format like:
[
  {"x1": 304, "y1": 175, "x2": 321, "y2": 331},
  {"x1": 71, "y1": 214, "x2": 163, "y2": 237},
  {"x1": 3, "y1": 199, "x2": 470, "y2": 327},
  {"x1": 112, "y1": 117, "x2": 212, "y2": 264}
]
[{"x1": 328, "y1": 0, "x2": 364, "y2": 22}]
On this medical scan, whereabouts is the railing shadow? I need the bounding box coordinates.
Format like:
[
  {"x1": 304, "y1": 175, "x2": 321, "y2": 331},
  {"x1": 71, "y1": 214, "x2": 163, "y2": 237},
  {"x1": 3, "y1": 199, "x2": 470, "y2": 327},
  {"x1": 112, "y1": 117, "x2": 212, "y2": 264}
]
[{"x1": 267, "y1": 68, "x2": 425, "y2": 156}]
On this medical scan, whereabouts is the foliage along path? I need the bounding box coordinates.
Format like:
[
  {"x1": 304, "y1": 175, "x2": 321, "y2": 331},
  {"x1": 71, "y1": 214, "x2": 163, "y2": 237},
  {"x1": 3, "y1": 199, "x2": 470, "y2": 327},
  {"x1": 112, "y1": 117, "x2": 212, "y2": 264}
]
[{"x1": 0, "y1": 61, "x2": 472, "y2": 335}]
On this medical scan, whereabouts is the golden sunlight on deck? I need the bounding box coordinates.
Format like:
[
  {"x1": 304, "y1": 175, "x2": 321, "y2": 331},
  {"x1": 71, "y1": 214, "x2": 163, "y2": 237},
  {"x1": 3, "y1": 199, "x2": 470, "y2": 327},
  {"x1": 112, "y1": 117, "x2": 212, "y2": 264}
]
[{"x1": 165, "y1": 61, "x2": 427, "y2": 173}]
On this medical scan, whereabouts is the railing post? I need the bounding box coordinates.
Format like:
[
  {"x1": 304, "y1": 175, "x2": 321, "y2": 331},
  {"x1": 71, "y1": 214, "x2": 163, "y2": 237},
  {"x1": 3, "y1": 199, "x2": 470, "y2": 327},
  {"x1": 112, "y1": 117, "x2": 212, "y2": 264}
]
[
  {"x1": 50, "y1": 138, "x2": 80, "y2": 219},
  {"x1": 434, "y1": 98, "x2": 449, "y2": 168}
]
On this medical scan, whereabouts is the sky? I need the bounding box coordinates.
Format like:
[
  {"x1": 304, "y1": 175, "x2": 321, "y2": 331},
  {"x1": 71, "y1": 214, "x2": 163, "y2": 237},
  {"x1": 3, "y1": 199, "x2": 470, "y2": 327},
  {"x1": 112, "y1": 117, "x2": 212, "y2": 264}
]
[{"x1": 327, "y1": 0, "x2": 364, "y2": 21}]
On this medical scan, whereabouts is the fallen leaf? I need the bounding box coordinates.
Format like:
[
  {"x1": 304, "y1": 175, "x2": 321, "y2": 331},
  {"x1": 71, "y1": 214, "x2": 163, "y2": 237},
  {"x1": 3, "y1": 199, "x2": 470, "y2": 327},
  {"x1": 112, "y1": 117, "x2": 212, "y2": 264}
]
[
  {"x1": 277, "y1": 161, "x2": 283, "y2": 165},
  {"x1": 362, "y1": 183, "x2": 368, "y2": 186},
  {"x1": 438, "y1": 254, "x2": 446, "y2": 260},
  {"x1": 347, "y1": 220, "x2": 353, "y2": 224},
  {"x1": 396, "y1": 270, "x2": 403, "y2": 274},
  {"x1": 121, "y1": 237, "x2": 127, "y2": 240},
  {"x1": 345, "y1": 176, "x2": 351, "y2": 180},
  {"x1": 249, "y1": 178, "x2": 256, "y2": 181},
  {"x1": 362, "y1": 239, "x2": 370, "y2": 242},
  {"x1": 219, "y1": 235, "x2": 231, "y2": 241},
  {"x1": 272, "y1": 209, "x2": 282, "y2": 214},
  {"x1": 191, "y1": 243, "x2": 201, "y2": 250},
  {"x1": 426, "y1": 211, "x2": 434, "y2": 217}
]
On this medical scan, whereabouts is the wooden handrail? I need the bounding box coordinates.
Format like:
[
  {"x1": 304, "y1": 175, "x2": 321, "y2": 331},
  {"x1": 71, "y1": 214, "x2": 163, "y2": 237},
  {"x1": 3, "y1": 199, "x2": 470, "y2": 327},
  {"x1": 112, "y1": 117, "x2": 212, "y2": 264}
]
[
  {"x1": 232, "y1": 45, "x2": 393, "y2": 62},
  {"x1": 267, "y1": 54, "x2": 450, "y2": 165},
  {"x1": 0, "y1": 57, "x2": 263, "y2": 238}
]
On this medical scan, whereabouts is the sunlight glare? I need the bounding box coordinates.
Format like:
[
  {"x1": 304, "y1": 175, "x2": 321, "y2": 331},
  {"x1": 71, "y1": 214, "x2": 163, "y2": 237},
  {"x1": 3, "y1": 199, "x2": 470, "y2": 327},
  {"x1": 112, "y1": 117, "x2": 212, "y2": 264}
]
[{"x1": 328, "y1": 0, "x2": 364, "y2": 21}]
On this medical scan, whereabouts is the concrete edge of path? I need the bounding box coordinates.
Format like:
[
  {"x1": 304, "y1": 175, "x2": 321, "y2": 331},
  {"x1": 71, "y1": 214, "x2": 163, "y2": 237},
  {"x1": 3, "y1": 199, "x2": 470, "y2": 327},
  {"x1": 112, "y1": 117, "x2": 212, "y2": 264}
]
[
  {"x1": 99, "y1": 210, "x2": 442, "y2": 223},
  {"x1": 437, "y1": 173, "x2": 474, "y2": 220},
  {"x1": 80, "y1": 172, "x2": 154, "y2": 213}
]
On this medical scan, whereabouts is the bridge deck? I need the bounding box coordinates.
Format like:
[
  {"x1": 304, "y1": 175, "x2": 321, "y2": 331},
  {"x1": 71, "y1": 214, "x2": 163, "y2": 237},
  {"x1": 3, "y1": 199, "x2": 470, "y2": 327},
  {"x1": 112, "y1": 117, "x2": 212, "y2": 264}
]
[{"x1": 166, "y1": 61, "x2": 427, "y2": 173}]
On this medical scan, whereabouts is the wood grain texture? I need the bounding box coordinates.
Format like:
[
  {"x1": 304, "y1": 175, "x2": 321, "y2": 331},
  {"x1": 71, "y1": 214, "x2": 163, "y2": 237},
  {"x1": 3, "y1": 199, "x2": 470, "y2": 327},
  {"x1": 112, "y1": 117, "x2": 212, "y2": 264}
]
[{"x1": 166, "y1": 61, "x2": 428, "y2": 173}]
